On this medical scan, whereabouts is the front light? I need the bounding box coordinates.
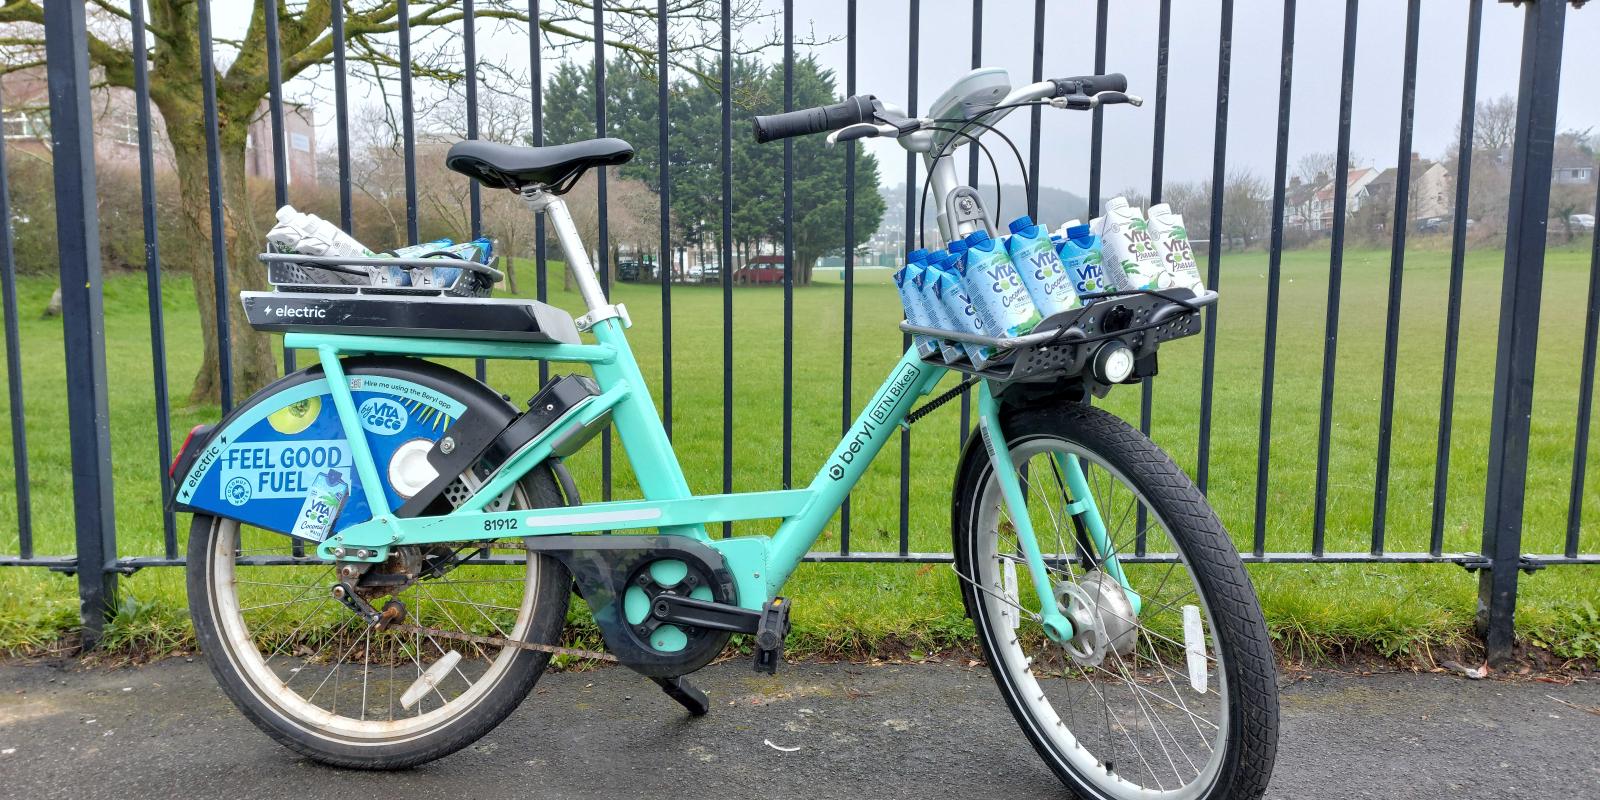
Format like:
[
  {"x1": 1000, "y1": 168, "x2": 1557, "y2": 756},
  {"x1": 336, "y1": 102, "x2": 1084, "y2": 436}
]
[{"x1": 1094, "y1": 341, "x2": 1135, "y2": 384}]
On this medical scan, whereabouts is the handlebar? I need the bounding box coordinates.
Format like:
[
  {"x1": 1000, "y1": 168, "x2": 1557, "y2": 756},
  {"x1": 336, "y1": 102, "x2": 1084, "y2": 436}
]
[
  {"x1": 752, "y1": 95, "x2": 878, "y2": 143},
  {"x1": 1049, "y1": 73, "x2": 1127, "y2": 97},
  {"x1": 748, "y1": 73, "x2": 1133, "y2": 144}
]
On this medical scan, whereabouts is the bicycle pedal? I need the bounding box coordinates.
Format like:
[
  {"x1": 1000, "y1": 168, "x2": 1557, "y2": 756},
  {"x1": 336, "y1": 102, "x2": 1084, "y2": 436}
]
[{"x1": 752, "y1": 597, "x2": 792, "y2": 675}]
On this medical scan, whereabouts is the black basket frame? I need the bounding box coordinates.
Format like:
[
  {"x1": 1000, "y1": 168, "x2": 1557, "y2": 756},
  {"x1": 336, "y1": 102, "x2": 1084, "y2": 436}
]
[
  {"x1": 259, "y1": 252, "x2": 505, "y2": 298},
  {"x1": 901, "y1": 288, "x2": 1217, "y2": 384}
]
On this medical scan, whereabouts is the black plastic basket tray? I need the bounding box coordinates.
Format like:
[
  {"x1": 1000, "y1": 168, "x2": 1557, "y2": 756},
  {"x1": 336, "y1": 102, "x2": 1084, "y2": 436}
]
[
  {"x1": 901, "y1": 288, "x2": 1217, "y2": 384},
  {"x1": 260, "y1": 252, "x2": 505, "y2": 298}
]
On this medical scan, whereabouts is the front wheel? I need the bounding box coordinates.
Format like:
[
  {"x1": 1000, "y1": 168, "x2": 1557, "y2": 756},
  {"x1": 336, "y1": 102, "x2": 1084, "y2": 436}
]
[{"x1": 953, "y1": 402, "x2": 1278, "y2": 799}]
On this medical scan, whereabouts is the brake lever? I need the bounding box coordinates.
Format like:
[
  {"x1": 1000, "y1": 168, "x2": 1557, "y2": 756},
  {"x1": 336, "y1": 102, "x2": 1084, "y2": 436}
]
[
  {"x1": 826, "y1": 122, "x2": 900, "y2": 145},
  {"x1": 1048, "y1": 91, "x2": 1144, "y2": 111}
]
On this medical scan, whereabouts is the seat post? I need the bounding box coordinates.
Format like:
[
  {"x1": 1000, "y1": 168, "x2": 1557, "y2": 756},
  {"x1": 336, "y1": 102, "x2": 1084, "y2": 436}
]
[{"x1": 521, "y1": 189, "x2": 614, "y2": 321}]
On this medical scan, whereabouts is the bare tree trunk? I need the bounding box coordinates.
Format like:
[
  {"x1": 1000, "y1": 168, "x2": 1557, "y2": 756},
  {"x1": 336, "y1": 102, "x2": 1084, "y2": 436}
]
[{"x1": 170, "y1": 123, "x2": 278, "y2": 407}]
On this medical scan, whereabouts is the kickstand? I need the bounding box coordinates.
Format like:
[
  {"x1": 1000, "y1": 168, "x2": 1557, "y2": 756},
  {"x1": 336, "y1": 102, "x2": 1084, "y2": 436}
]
[{"x1": 652, "y1": 676, "x2": 710, "y2": 716}]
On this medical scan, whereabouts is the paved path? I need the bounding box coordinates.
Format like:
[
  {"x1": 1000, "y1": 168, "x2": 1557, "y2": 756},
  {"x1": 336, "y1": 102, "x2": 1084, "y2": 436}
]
[{"x1": 0, "y1": 658, "x2": 1595, "y2": 799}]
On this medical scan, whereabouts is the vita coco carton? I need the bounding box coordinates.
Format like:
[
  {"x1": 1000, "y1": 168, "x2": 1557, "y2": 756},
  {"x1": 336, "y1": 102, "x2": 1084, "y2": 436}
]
[
  {"x1": 1145, "y1": 203, "x2": 1205, "y2": 291},
  {"x1": 959, "y1": 229, "x2": 1042, "y2": 337},
  {"x1": 916, "y1": 254, "x2": 969, "y2": 364},
  {"x1": 893, "y1": 250, "x2": 942, "y2": 358},
  {"x1": 1004, "y1": 215, "x2": 1080, "y2": 317},
  {"x1": 1056, "y1": 223, "x2": 1112, "y2": 296},
  {"x1": 932, "y1": 249, "x2": 1000, "y2": 369},
  {"x1": 1099, "y1": 196, "x2": 1164, "y2": 289}
]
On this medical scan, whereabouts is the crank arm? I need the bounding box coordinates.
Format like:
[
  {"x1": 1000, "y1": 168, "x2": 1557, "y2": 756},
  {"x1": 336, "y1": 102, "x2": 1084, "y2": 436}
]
[{"x1": 653, "y1": 594, "x2": 762, "y2": 634}]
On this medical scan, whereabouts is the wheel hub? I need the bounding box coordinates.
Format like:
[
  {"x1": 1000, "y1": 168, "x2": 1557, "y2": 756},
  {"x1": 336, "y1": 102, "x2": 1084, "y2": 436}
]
[{"x1": 1055, "y1": 570, "x2": 1139, "y2": 667}]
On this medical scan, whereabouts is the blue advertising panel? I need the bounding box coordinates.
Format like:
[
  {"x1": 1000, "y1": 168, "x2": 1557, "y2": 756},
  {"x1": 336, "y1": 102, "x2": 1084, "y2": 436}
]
[{"x1": 176, "y1": 376, "x2": 468, "y2": 540}]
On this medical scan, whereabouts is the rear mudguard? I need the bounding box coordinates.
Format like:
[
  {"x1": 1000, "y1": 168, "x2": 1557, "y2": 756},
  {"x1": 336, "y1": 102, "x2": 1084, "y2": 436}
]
[{"x1": 173, "y1": 356, "x2": 576, "y2": 535}]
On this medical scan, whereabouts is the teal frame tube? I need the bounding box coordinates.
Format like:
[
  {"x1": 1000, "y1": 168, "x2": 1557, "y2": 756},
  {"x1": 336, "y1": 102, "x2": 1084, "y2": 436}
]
[
  {"x1": 294, "y1": 328, "x2": 959, "y2": 611},
  {"x1": 975, "y1": 383, "x2": 1074, "y2": 643},
  {"x1": 1054, "y1": 452, "x2": 1141, "y2": 613}
]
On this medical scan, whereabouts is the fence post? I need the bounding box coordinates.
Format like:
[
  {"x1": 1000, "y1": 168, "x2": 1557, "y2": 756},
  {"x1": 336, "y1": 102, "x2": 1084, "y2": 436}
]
[
  {"x1": 44, "y1": 1, "x2": 118, "y2": 647},
  {"x1": 1478, "y1": 0, "x2": 1567, "y2": 665}
]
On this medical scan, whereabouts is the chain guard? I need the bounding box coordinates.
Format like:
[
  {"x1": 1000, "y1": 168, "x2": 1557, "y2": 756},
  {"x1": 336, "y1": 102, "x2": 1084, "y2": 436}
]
[{"x1": 529, "y1": 535, "x2": 739, "y2": 678}]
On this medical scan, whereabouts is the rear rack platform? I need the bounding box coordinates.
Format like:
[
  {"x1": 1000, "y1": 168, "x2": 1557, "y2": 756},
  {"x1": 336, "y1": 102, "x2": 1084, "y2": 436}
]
[
  {"x1": 240, "y1": 291, "x2": 581, "y2": 344},
  {"x1": 902, "y1": 288, "x2": 1216, "y2": 383}
]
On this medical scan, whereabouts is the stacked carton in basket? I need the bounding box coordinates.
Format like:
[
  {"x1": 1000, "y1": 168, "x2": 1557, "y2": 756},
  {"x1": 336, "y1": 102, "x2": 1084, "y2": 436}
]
[
  {"x1": 895, "y1": 196, "x2": 1204, "y2": 369},
  {"x1": 265, "y1": 205, "x2": 497, "y2": 298}
]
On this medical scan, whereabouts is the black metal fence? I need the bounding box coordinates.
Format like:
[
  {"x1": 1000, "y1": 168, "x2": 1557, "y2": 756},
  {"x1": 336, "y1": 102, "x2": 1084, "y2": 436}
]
[{"x1": 1, "y1": 0, "x2": 1596, "y2": 663}]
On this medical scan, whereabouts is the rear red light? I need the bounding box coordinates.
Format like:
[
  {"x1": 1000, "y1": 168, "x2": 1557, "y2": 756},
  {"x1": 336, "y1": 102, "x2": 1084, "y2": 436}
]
[{"x1": 170, "y1": 424, "x2": 207, "y2": 478}]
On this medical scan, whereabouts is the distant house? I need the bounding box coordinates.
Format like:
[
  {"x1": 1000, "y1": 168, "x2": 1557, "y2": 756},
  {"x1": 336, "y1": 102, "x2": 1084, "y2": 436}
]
[
  {"x1": 1553, "y1": 150, "x2": 1596, "y2": 186},
  {"x1": 1307, "y1": 166, "x2": 1381, "y2": 232},
  {"x1": 1284, "y1": 176, "x2": 1320, "y2": 233},
  {"x1": 1, "y1": 67, "x2": 316, "y2": 186},
  {"x1": 1365, "y1": 153, "x2": 1453, "y2": 223}
]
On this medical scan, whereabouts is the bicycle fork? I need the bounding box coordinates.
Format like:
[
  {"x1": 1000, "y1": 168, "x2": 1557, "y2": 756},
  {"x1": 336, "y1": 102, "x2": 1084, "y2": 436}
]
[{"x1": 975, "y1": 383, "x2": 1139, "y2": 646}]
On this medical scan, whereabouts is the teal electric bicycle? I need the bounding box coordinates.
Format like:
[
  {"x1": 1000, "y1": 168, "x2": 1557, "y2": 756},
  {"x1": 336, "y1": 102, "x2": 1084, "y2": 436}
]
[{"x1": 176, "y1": 68, "x2": 1278, "y2": 798}]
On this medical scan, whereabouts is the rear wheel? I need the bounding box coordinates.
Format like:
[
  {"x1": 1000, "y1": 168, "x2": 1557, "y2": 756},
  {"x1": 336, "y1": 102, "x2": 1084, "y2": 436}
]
[
  {"x1": 187, "y1": 468, "x2": 572, "y2": 769},
  {"x1": 953, "y1": 402, "x2": 1278, "y2": 799}
]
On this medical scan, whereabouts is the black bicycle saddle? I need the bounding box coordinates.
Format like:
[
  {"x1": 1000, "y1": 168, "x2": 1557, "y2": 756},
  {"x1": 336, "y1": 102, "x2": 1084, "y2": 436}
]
[{"x1": 445, "y1": 138, "x2": 635, "y2": 193}]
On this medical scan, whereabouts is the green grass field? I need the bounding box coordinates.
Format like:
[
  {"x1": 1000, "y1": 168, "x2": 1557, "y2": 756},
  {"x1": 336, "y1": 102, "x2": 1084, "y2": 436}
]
[{"x1": 2, "y1": 239, "x2": 1599, "y2": 661}]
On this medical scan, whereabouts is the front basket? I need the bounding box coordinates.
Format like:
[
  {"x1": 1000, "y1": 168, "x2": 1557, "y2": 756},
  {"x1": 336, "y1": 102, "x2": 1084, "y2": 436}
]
[{"x1": 902, "y1": 288, "x2": 1217, "y2": 384}]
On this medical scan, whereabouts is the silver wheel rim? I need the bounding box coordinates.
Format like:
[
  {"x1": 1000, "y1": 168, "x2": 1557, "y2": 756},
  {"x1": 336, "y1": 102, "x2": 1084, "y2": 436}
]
[
  {"x1": 205, "y1": 483, "x2": 546, "y2": 746},
  {"x1": 972, "y1": 437, "x2": 1229, "y2": 799}
]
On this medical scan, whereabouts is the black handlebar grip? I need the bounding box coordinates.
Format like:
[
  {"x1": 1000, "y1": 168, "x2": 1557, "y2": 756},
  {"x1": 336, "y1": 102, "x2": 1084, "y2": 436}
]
[
  {"x1": 752, "y1": 95, "x2": 876, "y2": 143},
  {"x1": 1051, "y1": 73, "x2": 1129, "y2": 97}
]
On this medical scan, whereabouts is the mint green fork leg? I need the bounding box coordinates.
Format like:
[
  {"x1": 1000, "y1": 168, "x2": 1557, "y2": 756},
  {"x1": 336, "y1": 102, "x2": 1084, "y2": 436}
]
[
  {"x1": 976, "y1": 382, "x2": 1074, "y2": 644},
  {"x1": 1052, "y1": 452, "x2": 1142, "y2": 614}
]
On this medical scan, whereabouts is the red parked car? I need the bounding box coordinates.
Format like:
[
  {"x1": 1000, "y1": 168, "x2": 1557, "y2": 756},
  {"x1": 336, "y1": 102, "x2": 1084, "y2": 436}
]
[{"x1": 735, "y1": 255, "x2": 787, "y2": 284}]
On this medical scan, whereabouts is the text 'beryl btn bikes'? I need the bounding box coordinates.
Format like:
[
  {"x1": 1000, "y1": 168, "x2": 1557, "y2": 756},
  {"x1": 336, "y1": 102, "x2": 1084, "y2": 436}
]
[{"x1": 170, "y1": 67, "x2": 1279, "y2": 799}]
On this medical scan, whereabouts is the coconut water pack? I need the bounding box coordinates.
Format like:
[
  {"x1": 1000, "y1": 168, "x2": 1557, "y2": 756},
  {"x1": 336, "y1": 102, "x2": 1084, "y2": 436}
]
[
  {"x1": 1004, "y1": 215, "x2": 1079, "y2": 317},
  {"x1": 1057, "y1": 223, "x2": 1113, "y2": 296},
  {"x1": 915, "y1": 255, "x2": 968, "y2": 364},
  {"x1": 1146, "y1": 203, "x2": 1205, "y2": 291},
  {"x1": 416, "y1": 237, "x2": 493, "y2": 290},
  {"x1": 1099, "y1": 197, "x2": 1164, "y2": 289},
  {"x1": 930, "y1": 255, "x2": 998, "y2": 369},
  {"x1": 960, "y1": 229, "x2": 1041, "y2": 337},
  {"x1": 893, "y1": 249, "x2": 941, "y2": 357},
  {"x1": 289, "y1": 469, "x2": 350, "y2": 542}
]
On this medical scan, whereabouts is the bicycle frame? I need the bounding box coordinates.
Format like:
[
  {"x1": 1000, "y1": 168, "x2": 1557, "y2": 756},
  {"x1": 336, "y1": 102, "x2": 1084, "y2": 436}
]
[{"x1": 305, "y1": 87, "x2": 1132, "y2": 639}]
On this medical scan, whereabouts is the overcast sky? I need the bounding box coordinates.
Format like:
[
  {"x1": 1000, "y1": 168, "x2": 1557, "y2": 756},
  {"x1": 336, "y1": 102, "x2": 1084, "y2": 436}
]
[{"x1": 218, "y1": 1, "x2": 1600, "y2": 197}]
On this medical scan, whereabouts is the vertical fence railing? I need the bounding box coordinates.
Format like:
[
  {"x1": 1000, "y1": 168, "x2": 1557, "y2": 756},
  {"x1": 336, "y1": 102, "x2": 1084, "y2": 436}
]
[
  {"x1": 780, "y1": 0, "x2": 795, "y2": 490},
  {"x1": 1195, "y1": 0, "x2": 1232, "y2": 494},
  {"x1": 591, "y1": 1, "x2": 612, "y2": 508},
  {"x1": 44, "y1": 0, "x2": 118, "y2": 645},
  {"x1": 1135, "y1": 0, "x2": 1171, "y2": 559},
  {"x1": 1312, "y1": 0, "x2": 1360, "y2": 557},
  {"x1": 899, "y1": 0, "x2": 920, "y2": 558},
  {"x1": 1253, "y1": 0, "x2": 1295, "y2": 559},
  {"x1": 656, "y1": 0, "x2": 673, "y2": 441},
  {"x1": 1432, "y1": 0, "x2": 1484, "y2": 558},
  {"x1": 131, "y1": 0, "x2": 177, "y2": 559},
  {"x1": 719, "y1": 0, "x2": 734, "y2": 539},
  {"x1": 197, "y1": 0, "x2": 231, "y2": 412},
  {"x1": 1371, "y1": 0, "x2": 1422, "y2": 555},
  {"x1": 2, "y1": 0, "x2": 1594, "y2": 663},
  {"x1": 1478, "y1": 0, "x2": 1569, "y2": 664},
  {"x1": 0, "y1": 54, "x2": 30, "y2": 564},
  {"x1": 839, "y1": 0, "x2": 858, "y2": 553}
]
